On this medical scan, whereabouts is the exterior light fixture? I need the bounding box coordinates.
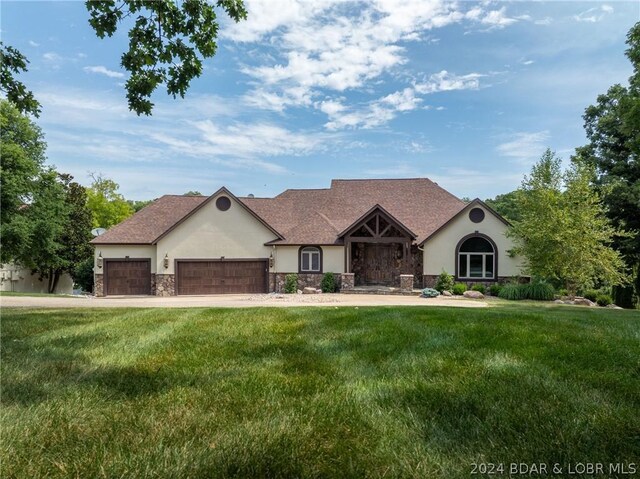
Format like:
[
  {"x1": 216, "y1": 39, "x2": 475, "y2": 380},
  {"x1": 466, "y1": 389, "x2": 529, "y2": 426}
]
[
  {"x1": 269, "y1": 252, "x2": 274, "y2": 268},
  {"x1": 97, "y1": 252, "x2": 103, "y2": 269},
  {"x1": 163, "y1": 253, "x2": 169, "y2": 269}
]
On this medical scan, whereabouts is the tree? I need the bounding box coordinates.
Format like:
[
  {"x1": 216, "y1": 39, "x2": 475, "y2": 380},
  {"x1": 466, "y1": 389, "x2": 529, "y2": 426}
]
[
  {"x1": 183, "y1": 190, "x2": 203, "y2": 196},
  {"x1": 575, "y1": 22, "x2": 640, "y2": 305},
  {"x1": 0, "y1": 100, "x2": 47, "y2": 262},
  {"x1": 128, "y1": 199, "x2": 154, "y2": 212},
  {"x1": 485, "y1": 191, "x2": 521, "y2": 223},
  {"x1": 509, "y1": 149, "x2": 628, "y2": 295},
  {"x1": 86, "y1": 173, "x2": 134, "y2": 228},
  {"x1": 1, "y1": 1, "x2": 247, "y2": 116}
]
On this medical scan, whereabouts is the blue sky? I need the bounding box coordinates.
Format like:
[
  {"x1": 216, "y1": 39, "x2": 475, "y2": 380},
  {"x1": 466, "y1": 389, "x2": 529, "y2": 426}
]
[{"x1": 2, "y1": 1, "x2": 638, "y2": 200}]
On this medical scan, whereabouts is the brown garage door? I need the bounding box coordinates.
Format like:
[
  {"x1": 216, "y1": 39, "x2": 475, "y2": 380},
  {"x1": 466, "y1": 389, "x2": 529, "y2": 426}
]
[
  {"x1": 105, "y1": 259, "x2": 151, "y2": 296},
  {"x1": 176, "y1": 260, "x2": 267, "y2": 295}
]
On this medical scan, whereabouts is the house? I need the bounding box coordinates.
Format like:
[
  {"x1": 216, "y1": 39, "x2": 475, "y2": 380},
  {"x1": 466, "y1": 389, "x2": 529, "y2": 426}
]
[
  {"x1": 91, "y1": 178, "x2": 522, "y2": 296},
  {"x1": 0, "y1": 263, "x2": 73, "y2": 294}
]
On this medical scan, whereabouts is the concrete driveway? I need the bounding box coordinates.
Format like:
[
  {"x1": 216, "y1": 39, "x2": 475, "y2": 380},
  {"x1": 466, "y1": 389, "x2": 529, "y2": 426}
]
[{"x1": 1, "y1": 293, "x2": 487, "y2": 309}]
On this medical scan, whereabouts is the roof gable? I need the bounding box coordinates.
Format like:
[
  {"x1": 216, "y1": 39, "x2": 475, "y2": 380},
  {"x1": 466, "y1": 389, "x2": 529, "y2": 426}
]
[{"x1": 419, "y1": 198, "x2": 511, "y2": 245}]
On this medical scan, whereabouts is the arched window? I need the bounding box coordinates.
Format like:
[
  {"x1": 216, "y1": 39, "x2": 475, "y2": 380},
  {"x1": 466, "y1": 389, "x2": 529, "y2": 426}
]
[
  {"x1": 457, "y1": 235, "x2": 495, "y2": 279},
  {"x1": 299, "y1": 246, "x2": 322, "y2": 273}
]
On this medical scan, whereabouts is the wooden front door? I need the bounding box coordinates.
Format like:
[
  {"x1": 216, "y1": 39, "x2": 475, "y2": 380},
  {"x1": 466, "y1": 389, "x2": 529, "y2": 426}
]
[
  {"x1": 176, "y1": 260, "x2": 268, "y2": 295},
  {"x1": 105, "y1": 260, "x2": 151, "y2": 295},
  {"x1": 363, "y1": 244, "x2": 396, "y2": 285}
]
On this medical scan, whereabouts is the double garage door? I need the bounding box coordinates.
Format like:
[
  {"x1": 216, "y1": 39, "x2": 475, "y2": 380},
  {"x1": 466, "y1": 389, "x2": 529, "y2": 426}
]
[
  {"x1": 104, "y1": 259, "x2": 267, "y2": 295},
  {"x1": 176, "y1": 260, "x2": 268, "y2": 295}
]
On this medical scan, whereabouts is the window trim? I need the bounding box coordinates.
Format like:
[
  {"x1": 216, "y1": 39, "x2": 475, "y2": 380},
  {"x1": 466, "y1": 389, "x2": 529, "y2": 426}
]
[
  {"x1": 298, "y1": 246, "x2": 323, "y2": 273},
  {"x1": 455, "y1": 233, "x2": 498, "y2": 281}
]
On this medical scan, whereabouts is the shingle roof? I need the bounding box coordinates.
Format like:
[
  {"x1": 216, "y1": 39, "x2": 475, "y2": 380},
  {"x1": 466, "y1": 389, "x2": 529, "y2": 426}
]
[
  {"x1": 90, "y1": 195, "x2": 207, "y2": 244},
  {"x1": 91, "y1": 179, "x2": 467, "y2": 245},
  {"x1": 242, "y1": 178, "x2": 466, "y2": 245}
]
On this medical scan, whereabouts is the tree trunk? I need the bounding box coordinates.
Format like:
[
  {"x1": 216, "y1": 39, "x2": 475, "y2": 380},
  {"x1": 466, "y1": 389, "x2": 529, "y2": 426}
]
[{"x1": 48, "y1": 270, "x2": 61, "y2": 294}]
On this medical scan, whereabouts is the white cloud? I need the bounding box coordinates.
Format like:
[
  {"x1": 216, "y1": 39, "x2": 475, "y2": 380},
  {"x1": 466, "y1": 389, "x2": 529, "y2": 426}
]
[
  {"x1": 414, "y1": 70, "x2": 483, "y2": 94},
  {"x1": 496, "y1": 131, "x2": 550, "y2": 163},
  {"x1": 573, "y1": 5, "x2": 613, "y2": 23},
  {"x1": 83, "y1": 65, "x2": 125, "y2": 79},
  {"x1": 28, "y1": 40, "x2": 39, "y2": 47},
  {"x1": 230, "y1": 0, "x2": 516, "y2": 121}
]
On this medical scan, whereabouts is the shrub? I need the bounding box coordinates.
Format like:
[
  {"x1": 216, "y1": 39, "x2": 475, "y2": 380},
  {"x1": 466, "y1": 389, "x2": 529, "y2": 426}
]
[
  {"x1": 73, "y1": 257, "x2": 94, "y2": 292},
  {"x1": 498, "y1": 283, "x2": 527, "y2": 300},
  {"x1": 596, "y1": 294, "x2": 612, "y2": 307},
  {"x1": 435, "y1": 270, "x2": 454, "y2": 292},
  {"x1": 320, "y1": 272, "x2": 336, "y2": 293},
  {"x1": 284, "y1": 274, "x2": 298, "y2": 294},
  {"x1": 489, "y1": 284, "x2": 502, "y2": 296},
  {"x1": 557, "y1": 288, "x2": 569, "y2": 297},
  {"x1": 452, "y1": 283, "x2": 467, "y2": 295},
  {"x1": 421, "y1": 288, "x2": 440, "y2": 298},
  {"x1": 583, "y1": 290, "x2": 598, "y2": 302},
  {"x1": 471, "y1": 284, "x2": 486, "y2": 294},
  {"x1": 523, "y1": 281, "x2": 555, "y2": 301}
]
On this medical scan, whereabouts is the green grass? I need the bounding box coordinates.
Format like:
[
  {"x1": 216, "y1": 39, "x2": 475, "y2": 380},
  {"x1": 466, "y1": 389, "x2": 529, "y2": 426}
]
[
  {"x1": 2, "y1": 305, "x2": 639, "y2": 478},
  {"x1": 0, "y1": 291, "x2": 81, "y2": 297}
]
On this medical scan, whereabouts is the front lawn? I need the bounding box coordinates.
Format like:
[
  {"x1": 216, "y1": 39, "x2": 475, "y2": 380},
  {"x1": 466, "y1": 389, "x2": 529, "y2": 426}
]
[{"x1": 2, "y1": 305, "x2": 638, "y2": 478}]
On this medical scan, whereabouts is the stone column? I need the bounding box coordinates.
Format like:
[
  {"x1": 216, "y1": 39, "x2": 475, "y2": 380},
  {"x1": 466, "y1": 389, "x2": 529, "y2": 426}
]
[
  {"x1": 94, "y1": 273, "x2": 104, "y2": 297},
  {"x1": 155, "y1": 274, "x2": 176, "y2": 296},
  {"x1": 400, "y1": 274, "x2": 414, "y2": 293},
  {"x1": 341, "y1": 273, "x2": 355, "y2": 291}
]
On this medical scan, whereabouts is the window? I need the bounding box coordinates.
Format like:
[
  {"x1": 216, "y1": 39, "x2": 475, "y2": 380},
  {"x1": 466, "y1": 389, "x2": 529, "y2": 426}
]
[
  {"x1": 300, "y1": 246, "x2": 321, "y2": 273},
  {"x1": 457, "y1": 236, "x2": 495, "y2": 279}
]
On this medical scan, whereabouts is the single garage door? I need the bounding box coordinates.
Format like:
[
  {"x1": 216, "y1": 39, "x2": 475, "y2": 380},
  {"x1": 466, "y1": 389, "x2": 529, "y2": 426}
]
[
  {"x1": 105, "y1": 259, "x2": 152, "y2": 296},
  {"x1": 176, "y1": 260, "x2": 268, "y2": 295}
]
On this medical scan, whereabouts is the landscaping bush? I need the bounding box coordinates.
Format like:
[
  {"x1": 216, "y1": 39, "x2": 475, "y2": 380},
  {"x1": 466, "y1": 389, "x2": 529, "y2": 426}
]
[
  {"x1": 557, "y1": 288, "x2": 568, "y2": 297},
  {"x1": 471, "y1": 284, "x2": 486, "y2": 294},
  {"x1": 524, "y1": 281, "x2": 555, "y2": 301},
  {"x1": 489, "y1": 284, "x2": 502, "y2": 296},
  {"x1": 452, "y1": 283, "x2": 467, "y2": 295},
  {"x1": 583, "y1": 290, "x2": 599, "y2": 302},
  {"x1": 434, "y1": 270, "x2": 454, "y2": 292},
  {"x1": 421, "y1": 288, "x2": 440, "y2": 298},
  {"x1": 320, "y1": 272, "x2": 337, "y2": 293},
  {"x1": 73, "y1": 257, "x2": 94, "y2": 292},
  {"x1": 499, "y1": 281, "x2": 555, "y2": 301},
  {"x1": 596, "y1": 294, "x2": 612, "y2": 307},
  {"x1": 499, "y1": 283, "x2": 528, "y2": 300},
  {"x1": 284, "y1": 274, "x2": 298, "y2": 294}
]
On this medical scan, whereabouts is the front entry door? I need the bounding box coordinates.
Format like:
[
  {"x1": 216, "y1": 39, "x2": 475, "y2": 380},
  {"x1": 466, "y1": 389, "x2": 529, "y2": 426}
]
[{"x1": 363, "y1": 244, "x2": 396, "y2": 285}]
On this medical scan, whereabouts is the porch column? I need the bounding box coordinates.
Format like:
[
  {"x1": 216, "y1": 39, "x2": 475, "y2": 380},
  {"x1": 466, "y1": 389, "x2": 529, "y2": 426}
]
[
  {"x1": 341, "y1": 273, "x2": 355, "y2": 291},
  {"x1": 400, "y1": 274, "x2": 413, "y2": 293}
]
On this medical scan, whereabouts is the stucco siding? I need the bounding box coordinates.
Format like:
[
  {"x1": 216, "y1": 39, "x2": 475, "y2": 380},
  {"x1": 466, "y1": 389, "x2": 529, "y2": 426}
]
[
  {"x1": 0, "y1": 264, "x2": 73, "y2": 294},
  {"x1": 423, "y1": 205, "x2": 523, "y2": 277},
  {"x1": 156, "y1": 192, "x2": 278, "y2": 275},
  {"x1": 94, "y1": 245, "x2": 157, "y2": 273},
  {"x1": 273, "y1": 246, "x2": 345, "y2": 273}
]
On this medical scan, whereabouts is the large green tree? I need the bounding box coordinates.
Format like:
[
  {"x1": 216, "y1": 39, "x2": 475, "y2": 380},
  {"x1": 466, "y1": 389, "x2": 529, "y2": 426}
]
[
  {"x1": 86, "y1": 173, "x2": 134, "y2": 228},
  {"x1": 509, "y1": 149, "x2": 627, "y2": 295},
  {"x1": 1, "y1": 0, "x2": 247, "y2": 116},
  {"x1": 484, "y1": 191, "x2": 521, "y2": 223},
  {"x1": 0, "y1": 99, "x2": 47, "y2": 262},
  {"x1": 575, "y1": 22, "x2": 640, "y2": 304}
]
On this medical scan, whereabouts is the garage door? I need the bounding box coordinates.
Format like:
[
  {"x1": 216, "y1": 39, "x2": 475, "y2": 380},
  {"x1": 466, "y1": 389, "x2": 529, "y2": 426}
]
[
  {"x1": 176, "y1": 260, "x2": 268, "y2": 295},
  {"x1": 105, "y1": 259, "x2": 151, "y2": 296}
]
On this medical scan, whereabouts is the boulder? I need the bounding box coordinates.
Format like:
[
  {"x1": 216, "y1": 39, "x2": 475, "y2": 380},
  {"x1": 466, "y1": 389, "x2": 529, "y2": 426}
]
[
  {"x1": 563, "y1": 300, "x2": 575, "y2": 305},
  {"x1": 553, "y1": 299, "x2": 564, "y2": 304},
  {"x1": 574, "y1": 297, "x2": 596, "y2": 307},
  {"x1": 302, "y1": 287, "x2": 317, "y2": 294},
  {"x1": 297, "y1": 289, "x2": 303, "y2": 294},
  {"x1": 606, "y1": 304, "x2": 623, "y2": 309},
  {"x1": 463, "y1": 290, "x2": 484, "y2": 299},
  {"x1": 442, "y1": 290, "x2": 453, "y2": 297}
]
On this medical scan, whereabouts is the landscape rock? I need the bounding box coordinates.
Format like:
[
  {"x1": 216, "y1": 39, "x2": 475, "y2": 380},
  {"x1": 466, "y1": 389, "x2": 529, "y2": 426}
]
[
  {"x1": 463, "y1": 290, "x2": 484, "y2": 299},
  {"x1": 563, "y1": 300, "x2": 575, "y2": 305},
  {"x1": 553, "y1": 299, "x2": 564, "y2": 304},
  {"x1": 302, "y1": 287, "x2": 318, "y2": 294},
  {"x1": 606, "y1": 304, "x2": 623, "y2": 309},
  {"x1": 297, "y1": 289, "x2": 302, "y2": 294},
  {"x1": 442, "y1": 290, "x2": 453, "y2": 297},
  {"x1": 574, "y1": 297, "x2": 596, "y2": 307}
]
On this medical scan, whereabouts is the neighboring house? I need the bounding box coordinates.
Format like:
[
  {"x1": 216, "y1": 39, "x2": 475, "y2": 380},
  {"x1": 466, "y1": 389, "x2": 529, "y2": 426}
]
[
  {"x1": 91, "y1": 178, "x2": 523, "y2": 296},
  {"x1": 0, "y1": 263, "x2": 73, "y2": 294}
]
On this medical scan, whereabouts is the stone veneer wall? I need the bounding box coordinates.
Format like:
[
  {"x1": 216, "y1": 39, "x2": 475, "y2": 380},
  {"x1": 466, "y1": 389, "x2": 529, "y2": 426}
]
[
  {"x1": 94, "y1": 273, "x2": 104, "y2": 297},
  {"x1": 271, "y1": 273, "x2": 343, "y2": 293},
  {"x1": 155, "y1": 274, "x2": 175, "y2": 296},
  {"x1": 422, "y1": 274, "x2": 513, "y2": 289}
]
